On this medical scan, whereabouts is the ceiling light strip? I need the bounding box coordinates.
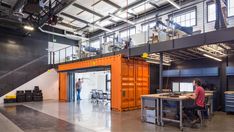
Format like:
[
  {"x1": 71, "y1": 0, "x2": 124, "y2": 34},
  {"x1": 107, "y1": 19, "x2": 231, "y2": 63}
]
[
  {"x1": 165, "y1": 0, "x2": 181, "y2": 9},
  {"x1": 203, "y1": 54, "x2": 222, "y2": 61}
]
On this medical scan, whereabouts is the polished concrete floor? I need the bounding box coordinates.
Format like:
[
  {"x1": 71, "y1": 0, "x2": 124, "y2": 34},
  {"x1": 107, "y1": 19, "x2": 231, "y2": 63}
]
[{"x1": 0, "y1": 100, "x2": 234, "y2": 132}]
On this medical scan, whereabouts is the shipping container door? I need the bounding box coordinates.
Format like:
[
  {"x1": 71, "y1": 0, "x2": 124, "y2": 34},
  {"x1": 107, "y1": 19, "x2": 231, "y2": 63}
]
[
  {"x1": 135, "y1": 61, "x2": 143, "y2": 107},
  {"x1": 121, "y1": 60, "x2": 135, "y2": 109},
  {"x1": 121, "y1": 61, "x2": 129, "y2": 109},
  {"x1": 142, "y1": 62, "x2": 149, "y2": 95},
  {"x1": 59, "y1": 72, "x2": 68, "y2": 101},
  {"x1": 128, "y1": 60, "x2": 135, "y2": 108}
]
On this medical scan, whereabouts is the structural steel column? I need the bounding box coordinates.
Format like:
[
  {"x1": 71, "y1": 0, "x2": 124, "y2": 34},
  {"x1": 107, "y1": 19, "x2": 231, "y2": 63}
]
[{"x1": 159, "y1": 52, "x2": 163, "y2": 93}]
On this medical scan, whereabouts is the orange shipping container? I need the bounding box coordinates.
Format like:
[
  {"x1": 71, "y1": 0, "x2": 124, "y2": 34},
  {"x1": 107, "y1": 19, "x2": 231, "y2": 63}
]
[{"x1": 58, "y1": 55, "x2": 149, "y2": 111}]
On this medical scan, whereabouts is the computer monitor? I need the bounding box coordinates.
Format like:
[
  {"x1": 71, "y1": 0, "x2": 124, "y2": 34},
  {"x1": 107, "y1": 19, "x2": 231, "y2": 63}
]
[
  {"x1": 180, "y1": 82, "x2": 194, "y2": 92},
  {"x1": 172, "y1": 82, "x2": 180, "y2": 92}
]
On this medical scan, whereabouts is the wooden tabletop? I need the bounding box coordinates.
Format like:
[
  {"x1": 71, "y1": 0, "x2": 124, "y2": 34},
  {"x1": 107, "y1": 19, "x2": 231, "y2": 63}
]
[
  {"x1": 141, "y1": 92, "x2": 213, "y2": 100},
  {"x1": 224, "y1": 91, "x2": 234, "y2": 94}
]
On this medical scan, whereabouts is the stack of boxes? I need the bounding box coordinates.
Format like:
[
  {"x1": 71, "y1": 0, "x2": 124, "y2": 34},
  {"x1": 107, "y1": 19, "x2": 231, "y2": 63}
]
[
  {"x1": 32, "y1": 86, "x2": 43, "y2": 101},
  {"x1": 3, "y1": 86, "x2": 43, "y2": 104},
  {"x1": 25, "y1": 90, "x2": 33, "y2": 102},
  {"x1": 16, "y1": 91, "x2": 25, "y2": 102}
]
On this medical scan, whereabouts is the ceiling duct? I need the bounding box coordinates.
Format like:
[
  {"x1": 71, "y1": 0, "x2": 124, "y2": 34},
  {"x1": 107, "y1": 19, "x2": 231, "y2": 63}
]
[{"x1": 13, "y1": 0, "x2": 28, "y2": 19}]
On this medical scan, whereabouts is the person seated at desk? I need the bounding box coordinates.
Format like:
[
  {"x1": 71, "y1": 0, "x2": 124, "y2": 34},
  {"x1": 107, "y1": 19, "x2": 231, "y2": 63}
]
[{"x1": 183, "y1": 79, "x2": 205, "y2": 125}]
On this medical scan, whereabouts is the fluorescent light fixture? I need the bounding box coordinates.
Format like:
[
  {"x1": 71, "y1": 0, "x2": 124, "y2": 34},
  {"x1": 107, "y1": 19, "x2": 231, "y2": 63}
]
[
  {"x1": 146, "y1": 60, "x2": 171, "y2": 66},
  {"x1": 88, "y1": 23, "x2": 112, "y2": 32},
  {"x1": 109, "y1": 13, "x2": 135, "y2": 25},
  {"x1": 24, "y1": 25, "x2": 34, "y2": 31},
  {"x1": 165, "y1": 0, "x2": 181, "y2": 9},
  {"x1": 203, "y1": 54, "x2": 222, "y2": 61}
]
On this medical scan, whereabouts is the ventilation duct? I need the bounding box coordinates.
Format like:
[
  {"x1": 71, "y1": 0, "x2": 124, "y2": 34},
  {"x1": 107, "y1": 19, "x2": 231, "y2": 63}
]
[{"x1": 13, "y1": 0, "x2": 28, "y2": 18}]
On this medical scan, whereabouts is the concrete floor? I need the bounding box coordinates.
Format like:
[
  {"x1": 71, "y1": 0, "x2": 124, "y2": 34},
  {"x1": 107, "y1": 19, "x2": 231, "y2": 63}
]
[{"x1": 0, "y1": 100, "x2": 234, "y2": 132}]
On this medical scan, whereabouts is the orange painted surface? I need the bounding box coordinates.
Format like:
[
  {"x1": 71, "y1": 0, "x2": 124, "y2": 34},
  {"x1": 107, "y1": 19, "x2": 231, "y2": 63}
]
[
  {"x1": 135, "y1": 60, "x2": 149, "y2": 107},
  {"x1": 58, "y1": 55, "x2": 149, "y2": 111},
  {"x1": 121, "y1": 58, "x2": 149, "y2": 109},
  {"x1": 59, "y1": 72, "x2": 67, "y2": 101},
  {"x1": 58, "y1": 55, "x2": 122, "y2": 110}
]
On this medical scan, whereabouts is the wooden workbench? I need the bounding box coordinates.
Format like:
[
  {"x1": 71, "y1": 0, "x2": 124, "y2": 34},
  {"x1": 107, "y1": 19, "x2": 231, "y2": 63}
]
[{"x1": 141, "y1": 92, "x2": 214, "y2": 130}]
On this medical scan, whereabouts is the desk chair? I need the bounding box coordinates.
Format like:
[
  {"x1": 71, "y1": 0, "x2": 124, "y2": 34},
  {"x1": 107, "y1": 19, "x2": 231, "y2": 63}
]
[
  {"x1": 195, "y1": 98, "x2": 210, "y2": 128},
  {"x1": 97, "y1": 90, "x2": 104, "y2": 103},
  {"x1": 196, "y1": 108, "x2": 207, "y2": 128},
  {"x1": 105, "y1": 93, "x2": 111, "y2": 106},
  {"x1": 90, "y1": 89, "x2": 98, "y2": 104}
]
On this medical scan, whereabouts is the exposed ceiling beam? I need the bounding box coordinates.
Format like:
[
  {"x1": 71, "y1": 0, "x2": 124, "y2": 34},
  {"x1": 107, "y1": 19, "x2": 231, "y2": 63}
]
[
  {"x1": 88, "y1": 23, "x2": 112, "y2": 32},
  {"x1": 121, "y1": 0, "x2": 146, "y2": 11},
  {"x1": 60, "y1": 12, "x2": 89, "y2": 24},
  {"x1": 39, "y1": 0, "x2": 75, "y2": 26},
  {"x1": 90, "y1": 0, "x2": 195, "y2": 37},
  {"x1": 167, "y1": 52, "x2": 189, "y2": 60},
  {"x1": 149, "y1": 2, "x2": 160, "y2": 8},
  {"x1": 102, "y1": 0, "x2": 121, "y2": 9},
  {"x1": 72, "y1": 2, "x2": 117, "y2": 24},
  {"x1": 178, "y1": 50, "x2": 202, "y2": 58},
  {"x1": 58, "y1": 22, "x2": 81, "y2": 30},
  {"x1": 90, "y1": 0, "x2": 150, "y2": 28},
  {"x1": 0, "y1": 1, "x2": 11, "y2": 8},
  {"x1": 109, "y1": 13, "x2": 135, "y2": 25},
  {"x1": 165, "y1": 0, "x2": 181, "y2": 9},
  {"x1": 172, "y1": 52, "x2": 194, "y2": 59},
  {"x1": 73, "y1": 3, "x2": 104, "y2": 17}
]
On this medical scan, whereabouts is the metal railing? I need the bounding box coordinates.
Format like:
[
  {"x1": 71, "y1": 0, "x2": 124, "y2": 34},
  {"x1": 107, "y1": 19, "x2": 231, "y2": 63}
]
[{"x1": 50, "y1": 0, "x2": 234, "y2": 65}]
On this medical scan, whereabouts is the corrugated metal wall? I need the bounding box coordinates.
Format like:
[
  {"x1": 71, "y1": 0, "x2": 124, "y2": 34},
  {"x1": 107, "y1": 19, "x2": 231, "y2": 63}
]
[{"x1": 121, "y1": 58, "x2": 149, "y2": 110}]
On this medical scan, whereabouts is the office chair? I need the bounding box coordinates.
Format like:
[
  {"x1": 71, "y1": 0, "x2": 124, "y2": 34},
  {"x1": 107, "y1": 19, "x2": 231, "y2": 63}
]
[
  {"x1": 90, "y1": 89, "x2": 98, "y2": 104},
  {"x1": 196, "y1": 108, "x2": 207, "y2": 128},
  {"x1": 97, "y1": 90, "x2": 104, "y2": 103},
  {"x1": 104, "y1": 93, "x2": 111, "y2": 106},
  {"x1": 195, "y1": 98, "x2": 210, "y2": 128}
]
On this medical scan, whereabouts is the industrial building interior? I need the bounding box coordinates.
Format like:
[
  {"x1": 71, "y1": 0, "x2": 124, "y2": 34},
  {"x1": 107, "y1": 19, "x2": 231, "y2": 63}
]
[{"x1": 0, "y1": 0, "x2": 234, "y2": 132}]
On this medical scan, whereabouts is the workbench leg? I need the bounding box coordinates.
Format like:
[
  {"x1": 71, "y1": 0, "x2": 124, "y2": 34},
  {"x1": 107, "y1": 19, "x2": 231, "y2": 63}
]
[
  {"x1": 141, "y1": 98, "x2": 144, "y2": 121},
  {"x1": 180, "y1": 100, "x2": 183, "y2": 131},
  {"x1": 157, "y1": 98, "x2": 160, "y2": 125},
  {"x1": 160, "y1": 99, "x2": 164, "y2": 126},
  {"x1": 211, "y1": 96, "x2": 213, "y2": 115}
]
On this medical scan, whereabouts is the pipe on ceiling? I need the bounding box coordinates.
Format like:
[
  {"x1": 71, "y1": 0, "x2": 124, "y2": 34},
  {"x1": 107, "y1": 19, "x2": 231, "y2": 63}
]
[{"x1": 38, "y1": 27, "x2": 88, "y2": 41}]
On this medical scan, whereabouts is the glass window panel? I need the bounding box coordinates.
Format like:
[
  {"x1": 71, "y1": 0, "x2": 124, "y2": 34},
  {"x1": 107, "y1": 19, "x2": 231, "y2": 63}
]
[
  {"x1": 171, "y1": 9, "x2": 196, "y2": 27},
  {"x1": 228, "y1": 0, "x2": 234, "y2": 16},
  {"x1": 190, "y1": 11, "x2": 196, "y2": 19},
  {"x1": 185, "y1": 20, "x2": 190, "y2": 27},
  {"x1": 90, "y1": 40, "x2": 100, "y2": 49},
  {"x1": 208, "y1": 3, "x2": 216, "y2": 22},
  {"x1": 191, "y1": 18, "x2": 196, "y2": 25},
  {"x1": 185, "y1": 13, "x2": 190, "y2": 21},
  {"x1": 180, "y1": 15, "x2": 186, "y2": 22},
  {"x1": 181, "y1": 21, "x2": 186, "y2": 26},
  {"x1": 149, "y1": 22, "x2": 155, "y2": 28},
  {"x1": 130, "y1": 28, "x2": 136, "y2": 35},
  {"x1": 175, "y1": 16, "x2": 180, "y2": 23}
]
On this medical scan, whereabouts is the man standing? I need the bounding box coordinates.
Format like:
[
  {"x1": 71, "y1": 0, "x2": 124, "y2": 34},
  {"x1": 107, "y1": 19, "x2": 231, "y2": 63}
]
[
  {"x1": 183, "y1": 79, "x2": 205, "y2": 124},
  {"x1": 76, "y1": 78, "x2": 83, "y2": 101}
]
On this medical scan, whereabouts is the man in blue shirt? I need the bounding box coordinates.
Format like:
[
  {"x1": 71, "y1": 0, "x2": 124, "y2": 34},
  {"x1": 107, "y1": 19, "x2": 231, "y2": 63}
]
[{"x1": 76, "y1": 78, "x2": 83, "y2": 101}]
